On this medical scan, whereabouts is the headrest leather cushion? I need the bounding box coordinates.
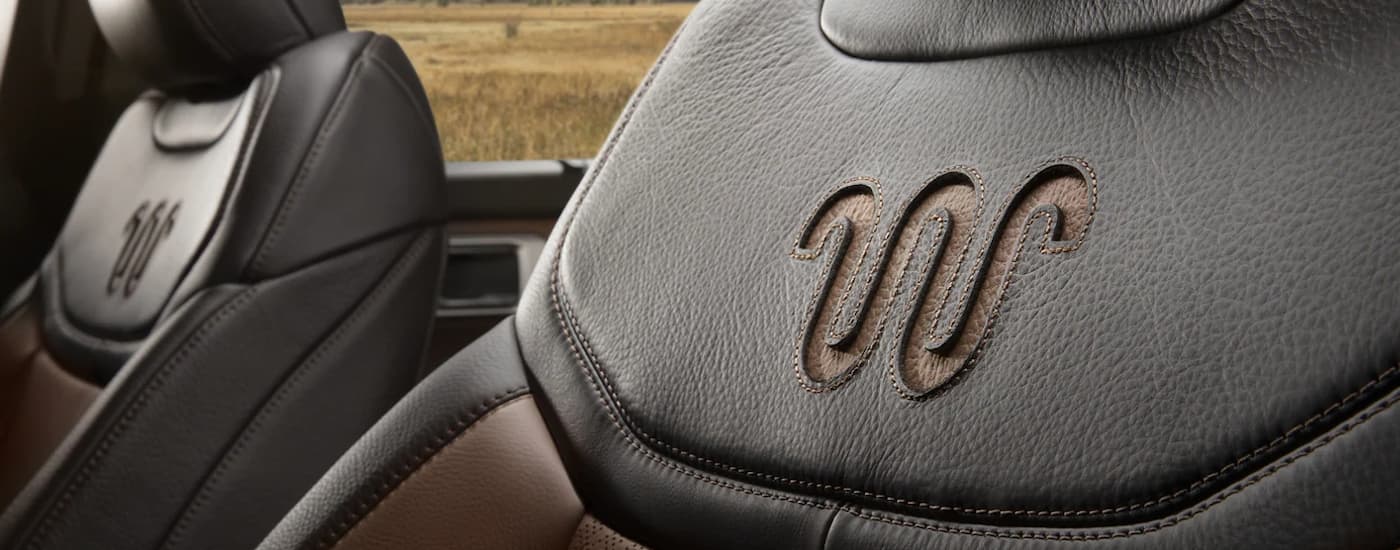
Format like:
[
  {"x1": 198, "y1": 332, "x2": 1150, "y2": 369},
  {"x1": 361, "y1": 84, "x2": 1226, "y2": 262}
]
[{"x1": 89, "y1": 0, "x2": 346, "y2": 91}]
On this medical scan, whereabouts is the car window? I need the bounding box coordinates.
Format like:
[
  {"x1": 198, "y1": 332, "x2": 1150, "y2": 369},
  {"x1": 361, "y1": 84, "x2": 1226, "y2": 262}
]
[{"x1": 343, "y1": 2, "x2": 694, "y2": 161}]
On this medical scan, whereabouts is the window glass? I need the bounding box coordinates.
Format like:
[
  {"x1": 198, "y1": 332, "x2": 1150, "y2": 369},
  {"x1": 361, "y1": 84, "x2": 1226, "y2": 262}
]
[{"x1": 343, "y1": 2, "x2": 694, "y2": 161}]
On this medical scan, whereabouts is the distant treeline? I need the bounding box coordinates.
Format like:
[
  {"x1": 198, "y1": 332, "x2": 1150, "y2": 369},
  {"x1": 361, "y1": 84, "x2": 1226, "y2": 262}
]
[{"x1": 340, "y1": 0, "x2": 693, "y2": 4}]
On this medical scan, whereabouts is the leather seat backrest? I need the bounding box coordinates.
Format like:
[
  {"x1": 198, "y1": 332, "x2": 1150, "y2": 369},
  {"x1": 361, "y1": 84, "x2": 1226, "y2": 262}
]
[
  {"x1": 0, "y1": 0, "x2": 446, "y2": 548},
  {"x1": 261, "y1": 0, "x2": 1400, "y2": 548}
]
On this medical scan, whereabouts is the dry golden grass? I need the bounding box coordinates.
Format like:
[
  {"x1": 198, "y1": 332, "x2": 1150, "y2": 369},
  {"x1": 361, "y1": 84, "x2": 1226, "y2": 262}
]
[{"x1": 345, "y1": 4, "x2": 693, "y2": 160}]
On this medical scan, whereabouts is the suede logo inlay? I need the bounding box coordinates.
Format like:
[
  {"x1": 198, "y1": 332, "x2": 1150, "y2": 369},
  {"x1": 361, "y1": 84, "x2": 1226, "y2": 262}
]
[
  {"x1": 108, "y1": 200, "x2": 180, "y2": 298},
  {"x1": 790, "y1": 158, "x2": 1097, "y2": 398}
]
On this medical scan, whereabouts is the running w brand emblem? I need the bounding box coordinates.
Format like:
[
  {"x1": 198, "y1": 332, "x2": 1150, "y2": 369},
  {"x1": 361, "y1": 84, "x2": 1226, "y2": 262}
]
[
  {"x1": 790, "y1": 158, "x2": 1098, "y2": 399},
  {"x1": 108, "y1": 200, "x2": 180, "y2": 298}
]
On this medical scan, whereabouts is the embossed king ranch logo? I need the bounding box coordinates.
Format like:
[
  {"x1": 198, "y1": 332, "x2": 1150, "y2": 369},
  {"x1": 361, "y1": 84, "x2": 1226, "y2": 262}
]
[
  {"x1": 790, "y1": 158, "x2": 1097, "y2": 399},
  {"x1": 108, "y1": 200, "x2": 180, "y2": 298}
]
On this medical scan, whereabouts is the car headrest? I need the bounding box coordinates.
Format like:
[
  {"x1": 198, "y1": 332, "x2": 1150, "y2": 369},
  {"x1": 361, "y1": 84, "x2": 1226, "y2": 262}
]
[
  {"x1": 88, "y1": 0, "x2": 346, "y2": 91},
  {"x1": 821, "y1": 0, "x2": 1241, "y2": 60}
]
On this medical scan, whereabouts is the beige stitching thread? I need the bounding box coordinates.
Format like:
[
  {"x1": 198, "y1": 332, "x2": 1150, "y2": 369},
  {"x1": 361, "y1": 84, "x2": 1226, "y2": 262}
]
[
  {"x1": 930, "y1": 157, "x2": 1094, "y2": 348},
  {"x1": 844, "y1": 390, "x2": 1400, "y2": 540},
  {"x1": 788, "y1": 177, "x2": 882, "y2": 391},
  {"x1": 917, "y1": 167, "x2": 986, "y2": 349},
  {"x1": 789, "y1": 159, "x2": 1096, "y2": 399},
  {"x1": 887, "y1": 158, "x2": 1097, "y2": 398},
  {"x1": 558, "y1": 251, "x2": 1400, "y2": 521},
  {"x1": 320, "y1": 393, "x2": 530, "y2": 549},
  {"x1": 25, "y1": 289, "x2": 261, "y2": 550},
  {"x1": 791, "y1": 176, "x2": 883, "y2": 345},
  {"x1": 166, "y1": 231, "x2": 436, "y2": 550},
  {"x1": 788, "y1": 168, "x2": 983, "y2": 393},
  {"x1": 540, "y1": 20, "x2": 1394, "y2": 529},
  {"x1": 551, "y1": 135, "x2": 1400, "y2": 519},
  {"x1": 560, "y1": 278, "x2": 1400, "y2": 526},
  {"x1": 889, "y1": 209, "x2": 1055, "y2": 399}
]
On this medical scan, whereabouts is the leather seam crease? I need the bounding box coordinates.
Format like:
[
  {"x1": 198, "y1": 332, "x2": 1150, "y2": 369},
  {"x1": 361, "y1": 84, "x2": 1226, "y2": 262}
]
[
  {"x1": 311, "y1": 388, "x2": 532, "y2": 549},
  {"x1": 158, "y1": 229, "x2": 436, "y2": 550},
  {"x1": 543, "y1": 11, "x2": 1400, "y2": 527},
  {"x1": 19, "y1": 288, "x2": 260, "y2": 549}
]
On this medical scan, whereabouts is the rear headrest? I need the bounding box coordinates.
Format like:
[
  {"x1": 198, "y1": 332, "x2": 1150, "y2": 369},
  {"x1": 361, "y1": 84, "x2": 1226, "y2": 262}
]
[{"x1": 89, "y1": 0, "x2": 346, "y2": 91}]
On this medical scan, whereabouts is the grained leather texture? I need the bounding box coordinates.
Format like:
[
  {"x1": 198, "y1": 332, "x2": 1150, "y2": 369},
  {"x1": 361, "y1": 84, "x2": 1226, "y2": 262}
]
[
  {"x1": 569, "y1": 516, "x2": 647, "y2": 550},
  {"x1": 257, "y1": 320, "x2": 534, "y2": 550},
  {"x1": 89, "y1": 0, "x2": 346, "y2": 91},
  {"x1": 508, "y1": 0, "x2": 1400, "y2": 544},
  {"x1": 328, "y1": 397, "x2": 584, "y2": 550},
  {"x1": 0, "y1": 231, "x2": 439, "y2": 550},
  {"x1": 55, "y1": 81, "x2": 257, "y2": 341},
  {"x1": 820, "y1": 0, "x2": 1242, "y2": 61},
  {"x1": 261, "y1": 0, "x2": 1400, "y2": 547},
  {"x1": 211, "y1": 32, "x2": 446, "y2": 280},
  {"x1": 0, "y1": 11, "x2": 446, "y2": 550}
]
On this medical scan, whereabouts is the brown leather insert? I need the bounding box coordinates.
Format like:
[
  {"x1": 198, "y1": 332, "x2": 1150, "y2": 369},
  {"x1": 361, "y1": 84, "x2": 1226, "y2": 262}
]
[
  {"x1": 0, "y1": 303, "x2": 101, "y2": 506},
  {"x1": 895, "y1": 169, "x2": 1093, "y2": 394},
  {"x1": 568, "y1": 515, "x2": 646, "y2": 550},
  {"x1": 332, "y1": 396, "x2": 586, "y2": 549}
]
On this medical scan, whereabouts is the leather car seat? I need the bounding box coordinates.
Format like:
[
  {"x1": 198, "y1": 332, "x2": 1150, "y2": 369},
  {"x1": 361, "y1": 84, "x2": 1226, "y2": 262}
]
[
  {"x1": 262, "y1": 0, "x2": 1400, "y2": 548},
  {"x1": 0, "y1": 0, "x2": 445, "y2": 548}
]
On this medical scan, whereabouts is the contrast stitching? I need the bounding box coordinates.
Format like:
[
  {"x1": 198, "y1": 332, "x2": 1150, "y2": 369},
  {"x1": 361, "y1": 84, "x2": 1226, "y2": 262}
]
[
  {"x1": 562, "y1": 264, "x2": 1400, "y2": 525},
  {"x1": 788, "y1": 167, "x2": 988, "y2": 394},
  {"x1": 932, "y1": 158, "x2": 1094, "y2": 348},
  {"x1": 553, "y1": 274, "x2": 830, "y2": 511},
  {"x1": 787, "y1": 177, "x2": 881, "y2": 392},
  {"x1": 917, "y1": 168, "x2": 986, "y2": 348},
  {"x1": 543, "y1": 21, "x2": 829, "y2": 511},
  {"x1": 843, "y1": 390, "x2": 1400, "y2": 540},
  {"x1": 160, "y1": 231, "x2": 434, "y2": 550},
  {"x1": 887, "y1": 208, "x2": 1054, "y2": 399},
  {"x1": 22, "y1": 289, "x2": 260, "y2": 549},
  {"x1": 314, "y1": 388, "x2": 531, "y2": 549},
  {"x1": 888, "y1": 159, "x2": 1096, "y2": 399},
  {"x1": 249, "y1": 36, "x2": 377, "y2": 277},
  {"x1": 541, "y1": 30, "x2": 1399, "y2": 522},
  {"x1": 822, "y1": 179, "x2": 883, "y2": 343}
]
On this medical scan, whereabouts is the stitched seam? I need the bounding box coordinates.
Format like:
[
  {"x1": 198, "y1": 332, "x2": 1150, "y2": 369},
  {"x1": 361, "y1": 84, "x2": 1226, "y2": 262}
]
[
  {"x1": 543, "y1": 20, "x2": 830, "y2": 511},
  {"x1": 787, "y1": 178, "x2": 881, "y2": 392},
  {"x1": 541, "y1": 35, "x2": 1397, "y2": 520},
  {"x1": 557, "y1": 153, "x2": 1397, "y2": 515},
  {"x1": 553, "y1": 277, "x2": 831, "y2": 510},
  {"x1": 363, "y1": 52, "x2": 437, "y2": 139},
  {"x1": 889, "y1": 208, "x2": 1052, "y2": 399},
  {"x1": 931, "y1": 158, "x2": 1093, "y2": 346},
  {"x1": 789, "y1": 167, "x2": 991, "y2": 394},
  {"x1": 888, "y1": 158, "x2": 1096, "y2": 399},
  {"x1": 159, "y1": 231, "x2": 433, "y2": 550},
  {"x1": 248, "y1": 36, "x2": 377, "y2": 277},
  {"x1": 21, "y1": 289, "x2": 261, "y2": 549},
  {"x1": 843, "y1": 390, "x2": 1400, "y2": 540},
  {"x1": 561, "y1": 273, "x2": 1400, "y2": 529},
  {"x1": 311, "y1": 388, "x2": 531, "y2": 550},
  {"x1": 823, "y1": 178, "x2": 883, "y2": 343},
  {"x1": 920, "y1": 168, "x2": 986, "y2": 347}
]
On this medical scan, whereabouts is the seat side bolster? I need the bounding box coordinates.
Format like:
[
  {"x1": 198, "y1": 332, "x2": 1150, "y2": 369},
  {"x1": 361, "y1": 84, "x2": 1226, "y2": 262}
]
[{"x1": 259, "y1": 319, "x2": 546, "y2": 550}]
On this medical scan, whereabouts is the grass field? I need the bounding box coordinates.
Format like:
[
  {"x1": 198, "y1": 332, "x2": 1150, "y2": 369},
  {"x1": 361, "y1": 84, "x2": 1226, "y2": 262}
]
[{"x1": 345, "y1": 4, "x2": 693, "y2": 160}]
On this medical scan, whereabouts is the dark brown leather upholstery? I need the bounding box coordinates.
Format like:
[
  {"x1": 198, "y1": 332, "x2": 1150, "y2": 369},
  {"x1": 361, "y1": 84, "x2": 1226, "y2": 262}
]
[
  {"x1": 0, "y1": 301, "x2": 98, "y2": 506},
  {"x1": 0, "y1": 0, "x2": 446, "y2": 548},
  {"x1": 263, "y1": 0, "x2": 1400, "y2": 547},
  {"x1": 328, "y1": 397, "x2": 583, "y2": 550}
]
